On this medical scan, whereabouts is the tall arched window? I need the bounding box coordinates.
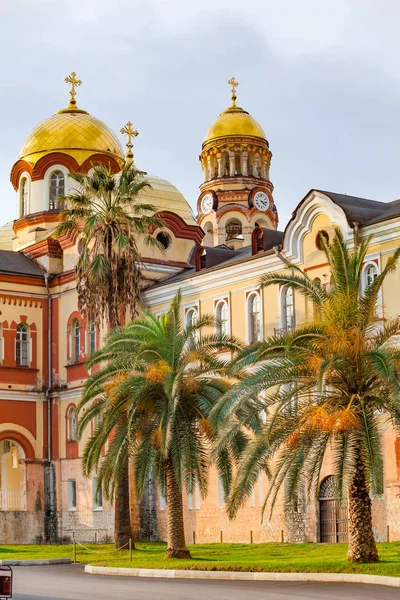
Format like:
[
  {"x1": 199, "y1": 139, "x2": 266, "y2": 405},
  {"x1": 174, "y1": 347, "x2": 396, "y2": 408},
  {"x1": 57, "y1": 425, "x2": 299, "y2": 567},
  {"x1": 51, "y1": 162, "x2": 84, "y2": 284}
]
[
  {"x1": 248, "y1": 293, "x2": 261, "y2": 344},
  {"x1": 283, "y1": 287, "x2": 295, "y2": 330},
  {"x1": 185, "y1": 307, "x2": 198, "y2": 348},
  {"x1": 72, "y1": 319, "x2": 80, "y2": 362},
  {"x1": 20, "y1": 178, "x2": 29, "y2": 217},
  {"x1": 49, "y1": 171, "x2": 65, "y2": 210},
  {"x1": 215, "y1": 301, "x2": 228, "y2": 337},
  {"x1": 67, "y1": 406, "x2": 77, "y2": 441},
  {"x1": 89, "y1": 317, "x2": 96, "y2": 356},
  {"x1": 16, "y1": 323, "x2": 29, "y2": 366},
  {"x1": 365, "y1": 264, "x2": 378, "y2": 288}
]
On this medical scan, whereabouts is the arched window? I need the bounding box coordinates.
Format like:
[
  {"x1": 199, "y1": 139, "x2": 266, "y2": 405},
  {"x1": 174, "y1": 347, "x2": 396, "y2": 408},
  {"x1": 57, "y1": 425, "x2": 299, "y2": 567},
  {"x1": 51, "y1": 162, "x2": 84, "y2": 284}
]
[
  {"x1": 248, "y1": 293, "x2": 261, "y2": 344},
  {"x1": 283, "y1": 287, "x2": 295, "y2": 331},
  {"x1": 234, "y1": 153, "x2": 241, "y2": 175},
  {"x1": 49, "y1": 171, "x2": 65, "y2": 210},
  {"x1": 71, "y1": 319, "x2": 80, "y2": 363},
  {"x1": 215, "y1": 301, "x2": 229, "y2": 337},
  {"x1": 226, "y1": 219, "x2": 243, "y2": 241},
  {"x1": 16, "y1": 323, "x2": 29, "y2": 366},
  {"x1": 20, "y1": 178, "x2": 29, "y2": 217},
  {"x1": 89, "y1": 317, "x2": 96, "y2": 356},
  {"x1": 67, "y1": 406, "x2": 77, "y2": 442},
  {"x1": 185, "y1": 307, "x2": 198, "y2": 348},
  {"x1": 365, "y1": 264, "x2": 378, "y2": 288}
]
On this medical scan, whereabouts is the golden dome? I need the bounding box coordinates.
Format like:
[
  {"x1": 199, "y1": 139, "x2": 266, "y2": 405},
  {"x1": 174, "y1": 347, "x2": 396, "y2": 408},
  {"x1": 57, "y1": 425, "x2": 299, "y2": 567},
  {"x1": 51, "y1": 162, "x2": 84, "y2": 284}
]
[
  {"x1": 203, "y1": 105, "x2": 267, "y2": 146},
  {"x1": 20, "y1": 107, "x2": 124, "y2": 165},
  {"x1": 140, "y1": 175, "x2": 197, "y2": 226}
]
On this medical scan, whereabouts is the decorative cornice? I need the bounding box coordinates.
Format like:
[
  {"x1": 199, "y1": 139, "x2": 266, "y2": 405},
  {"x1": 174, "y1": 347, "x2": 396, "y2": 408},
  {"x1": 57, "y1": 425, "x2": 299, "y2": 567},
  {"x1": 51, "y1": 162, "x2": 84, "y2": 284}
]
[
  {"x1": 154, "y1": 211, "x2": 204, "y2": 244},
  {"x1": 13, "y1": 210, "x2": 62, "y2": 233}
]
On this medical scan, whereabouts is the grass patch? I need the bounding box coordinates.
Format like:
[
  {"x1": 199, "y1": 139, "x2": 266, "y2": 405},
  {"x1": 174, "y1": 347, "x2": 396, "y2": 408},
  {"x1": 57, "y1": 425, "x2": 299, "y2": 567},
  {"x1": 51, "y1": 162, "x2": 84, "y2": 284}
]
[{"x1": 1, "y1": 542, "x2": 400, "y2": 577}]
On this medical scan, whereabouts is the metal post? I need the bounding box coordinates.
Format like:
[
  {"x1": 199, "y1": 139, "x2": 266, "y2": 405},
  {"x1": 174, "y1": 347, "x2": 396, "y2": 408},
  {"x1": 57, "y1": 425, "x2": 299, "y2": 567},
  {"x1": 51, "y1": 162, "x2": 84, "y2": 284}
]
[
  {"x1": 129, "y1": 538, "x2": 132, "y2": 562},
  {"x1": 220, "y1": 530, "x2": 223, "y2": 544},
  {"x1": 250, "y1": 530, "x2": 253, "y2": 544},
  {"x1": 73, "y1": 539, "x2": 77, "y2": 563},
  {"x1": 281, "y1": 529, "x2": 284, "y2": 543},
  {"x1": 193, "y1": 531, "x2": 196, "y2": 545},
  {"x1": 94, "y1": 531, "x2": 97, "y2": 544},
  {"x1": 387, "y1": 525, "x2": 390, "y2": 543}
]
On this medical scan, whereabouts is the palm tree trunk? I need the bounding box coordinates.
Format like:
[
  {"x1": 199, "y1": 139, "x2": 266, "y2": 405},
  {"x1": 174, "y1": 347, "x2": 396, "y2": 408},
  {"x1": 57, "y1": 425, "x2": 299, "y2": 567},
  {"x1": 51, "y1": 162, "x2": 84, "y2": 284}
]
[
  {"x1": 165, "y1": 461, "x2": 191, "y2": 558},
  {"x1": 347, "y1": 447, "x2": 378, "y2": 563},
  {"x1": 114, "y1": 460, "x2": 134, "y2": 549}
]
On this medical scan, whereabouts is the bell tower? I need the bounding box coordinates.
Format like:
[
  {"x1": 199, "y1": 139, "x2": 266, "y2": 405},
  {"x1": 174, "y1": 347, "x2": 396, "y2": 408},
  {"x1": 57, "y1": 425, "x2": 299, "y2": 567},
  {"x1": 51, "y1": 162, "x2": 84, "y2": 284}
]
[{"x1": 197, "y1": 78, "x2": 278, "y2": 248}]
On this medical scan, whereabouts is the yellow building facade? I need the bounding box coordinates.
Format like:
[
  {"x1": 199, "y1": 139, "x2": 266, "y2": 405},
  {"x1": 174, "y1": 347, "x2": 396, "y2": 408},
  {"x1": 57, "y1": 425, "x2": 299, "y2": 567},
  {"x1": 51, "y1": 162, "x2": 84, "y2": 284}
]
[{"x1": 1, "y1": 74, "x2": 400, "y2": 545}]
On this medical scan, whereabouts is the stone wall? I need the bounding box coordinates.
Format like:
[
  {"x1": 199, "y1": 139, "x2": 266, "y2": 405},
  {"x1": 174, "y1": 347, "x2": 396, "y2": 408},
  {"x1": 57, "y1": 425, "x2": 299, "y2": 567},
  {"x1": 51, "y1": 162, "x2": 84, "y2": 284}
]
[
  {"x1": 58, "y1": 509, "x2": 114, "y2": 543},
  {"x1": 0, "y1": 511, "x2": 45, "y2": 544}
]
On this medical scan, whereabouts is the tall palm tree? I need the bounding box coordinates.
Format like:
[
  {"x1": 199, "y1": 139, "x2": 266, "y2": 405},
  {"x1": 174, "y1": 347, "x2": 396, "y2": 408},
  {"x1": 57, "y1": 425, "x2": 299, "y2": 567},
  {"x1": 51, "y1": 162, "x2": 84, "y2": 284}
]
[
  {"x1": 55, "y1": 162, "x2": 163, "y2": 548},
  {"x1": 217, "y1": 229, "x2": 400, "y2": 563},
  {"x1": 77, "y1": 291, "x2": 248, "y2": 558}
]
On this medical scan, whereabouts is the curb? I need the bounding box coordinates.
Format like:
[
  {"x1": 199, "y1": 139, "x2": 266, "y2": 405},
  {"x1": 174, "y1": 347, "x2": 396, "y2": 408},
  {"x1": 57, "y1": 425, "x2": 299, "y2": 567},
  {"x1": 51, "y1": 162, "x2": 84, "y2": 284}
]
[
  {"x1": 85, "y1": 565, "x2": 400, "y2": 587},
  {"x1": 0, "y1": 558, "x2": 72, "y2": 567}
]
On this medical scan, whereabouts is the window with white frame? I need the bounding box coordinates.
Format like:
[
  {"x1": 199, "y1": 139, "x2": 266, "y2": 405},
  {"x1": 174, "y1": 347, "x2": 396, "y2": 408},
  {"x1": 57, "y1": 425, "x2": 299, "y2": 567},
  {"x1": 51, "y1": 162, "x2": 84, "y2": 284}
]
[
  {"x1": 283, "y1": 287, "x2": 295, "y2": 330},
  {"x1": 71, "y1": 319, "x2": 80, "y2": 362},
  {"x1": 16, "y1": 323, "x2": 29, "y2": 366},
  {"x1": 67, "y1": 479, "x2": 77, "y2": 510},
  {"x1": 248, "y1": 293, "x2": 261, "y2": 344},
  {"x1": 20, "y1": 178, "x2": 29, "y2": 217},
  {"x1": 92, "y1": 477, "x2": 103, "y2": 510},
  {"x1": 49, "y1": 171, "x2": 65, "y2": 210},
  {"x1": 215, "y1": 300, "x2": 229, "y2": 337},
  {"x1": 67, "y1": 406, "x2": 77, "y2": 441},
  {"x1": 89, "y1": 317, "x2": 96, "y2": 355},
  {"x1": 185, "y1": 307, "x2": 198, "y2": 348},
  {"x1": 364, "y1": 263, "x2": 378, "y2": 290}
]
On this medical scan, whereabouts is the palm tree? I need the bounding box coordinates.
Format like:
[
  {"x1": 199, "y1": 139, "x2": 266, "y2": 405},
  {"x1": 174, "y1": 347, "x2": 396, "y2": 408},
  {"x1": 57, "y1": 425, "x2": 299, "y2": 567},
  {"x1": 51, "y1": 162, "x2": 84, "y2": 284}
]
[
  {"x1": 55, "y1": 162, "x2": 163, "y2": 548},
  {"x1": 217, "y1": 229, "x2": 400, "y2": 563},
  {"x1": 77, "y1": 291, "x2": 247, "y2": 558}
]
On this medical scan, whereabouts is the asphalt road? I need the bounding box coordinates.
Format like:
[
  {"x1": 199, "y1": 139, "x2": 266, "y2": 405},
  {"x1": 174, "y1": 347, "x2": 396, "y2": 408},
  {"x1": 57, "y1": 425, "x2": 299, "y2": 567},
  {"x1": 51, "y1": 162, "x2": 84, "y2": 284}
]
[{"x1": 10, "y1": 564, "x2": 399, "y2": 600}]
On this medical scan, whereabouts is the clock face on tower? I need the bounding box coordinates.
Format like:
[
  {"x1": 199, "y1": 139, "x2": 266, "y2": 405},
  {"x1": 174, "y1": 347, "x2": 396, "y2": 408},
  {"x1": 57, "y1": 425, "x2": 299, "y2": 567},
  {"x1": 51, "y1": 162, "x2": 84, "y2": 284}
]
[
  {"x1": 253, "y1": 191, "x2": 270, "y2": 211},
  {"x1": 200, "y1": 193, "x2": 214, "y2": 214}
]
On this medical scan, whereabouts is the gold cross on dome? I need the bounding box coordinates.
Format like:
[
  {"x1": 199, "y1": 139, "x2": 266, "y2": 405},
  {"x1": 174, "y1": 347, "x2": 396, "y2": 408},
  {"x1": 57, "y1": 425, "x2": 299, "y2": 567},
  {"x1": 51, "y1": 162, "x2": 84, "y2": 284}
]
[
  {"x1": 228, "y1": 77, "x2": 239, "y2": 107},
  {"x1": 120, "y1": 121, "x2": 139, "y2": 163},
  {"x1": 65, "y1": 71, "x2": 82, "y2": 108}
]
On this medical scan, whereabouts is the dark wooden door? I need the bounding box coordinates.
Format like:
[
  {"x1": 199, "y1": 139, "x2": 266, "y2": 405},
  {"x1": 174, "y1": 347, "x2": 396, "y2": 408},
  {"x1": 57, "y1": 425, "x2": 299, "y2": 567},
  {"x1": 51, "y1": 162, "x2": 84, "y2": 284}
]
[{"x1": 319, "y1": 498, "x2": 348, "y2": 543}]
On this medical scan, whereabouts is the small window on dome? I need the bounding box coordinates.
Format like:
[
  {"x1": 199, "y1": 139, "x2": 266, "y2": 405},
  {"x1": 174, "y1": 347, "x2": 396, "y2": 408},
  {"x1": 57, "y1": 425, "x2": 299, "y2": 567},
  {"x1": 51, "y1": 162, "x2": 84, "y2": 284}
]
[
  {"x1": 156, "y1": 232, "x2": 171, "y2": 250},
  {"x1": 49, "y1": 171, "x2": 65, "y2": 210}
]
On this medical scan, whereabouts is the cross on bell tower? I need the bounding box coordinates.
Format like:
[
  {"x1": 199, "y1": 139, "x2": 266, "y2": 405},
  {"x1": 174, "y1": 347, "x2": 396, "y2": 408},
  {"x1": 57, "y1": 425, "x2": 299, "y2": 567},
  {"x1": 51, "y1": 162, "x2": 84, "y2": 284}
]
[
  {"x1": 228, "y1": 77, "x2": 239, "y2": 107},
  {"x1": 120, "y1": 121, "x2": 139, "y2": 163},
  {"x1": 64, "y1": 71, "x2": 82, "y2": 109}
]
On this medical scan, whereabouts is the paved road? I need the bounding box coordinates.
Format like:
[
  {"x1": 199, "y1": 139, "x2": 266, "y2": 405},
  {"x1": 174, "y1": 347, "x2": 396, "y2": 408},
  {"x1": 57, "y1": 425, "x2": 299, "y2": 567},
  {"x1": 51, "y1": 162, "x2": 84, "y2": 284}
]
[{"x1": 10, "y1": 564, "x2": 399, "y2": 600}]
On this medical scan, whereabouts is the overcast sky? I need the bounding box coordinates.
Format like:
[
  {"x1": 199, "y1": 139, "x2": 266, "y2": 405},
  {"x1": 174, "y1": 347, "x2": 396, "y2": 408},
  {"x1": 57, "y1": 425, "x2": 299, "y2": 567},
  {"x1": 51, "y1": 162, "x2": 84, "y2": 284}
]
[{"x1": 1, "y1": 0, "x2": 400, "y2": 229}]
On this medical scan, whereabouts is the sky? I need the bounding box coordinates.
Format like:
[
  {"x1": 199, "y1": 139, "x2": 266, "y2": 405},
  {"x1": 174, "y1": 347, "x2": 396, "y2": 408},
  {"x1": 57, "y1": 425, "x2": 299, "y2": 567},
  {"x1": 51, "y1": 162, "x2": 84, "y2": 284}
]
[{"x1": 1, "y1": 0, "x2": 400, "y2": 229}]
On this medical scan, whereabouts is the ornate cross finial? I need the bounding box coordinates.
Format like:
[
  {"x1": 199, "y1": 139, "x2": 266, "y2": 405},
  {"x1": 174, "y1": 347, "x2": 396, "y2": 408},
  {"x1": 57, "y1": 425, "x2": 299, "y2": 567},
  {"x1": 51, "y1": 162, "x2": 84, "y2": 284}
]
[
  {"x1": 120, "y1": 121, "x2": 139, "y2": 163},
  {"x1": 228, "y1": 76, "x2": 239, "y2": 107},
  {"x1": 65, "y1": 71, "x2": 82, "y2": 109}
]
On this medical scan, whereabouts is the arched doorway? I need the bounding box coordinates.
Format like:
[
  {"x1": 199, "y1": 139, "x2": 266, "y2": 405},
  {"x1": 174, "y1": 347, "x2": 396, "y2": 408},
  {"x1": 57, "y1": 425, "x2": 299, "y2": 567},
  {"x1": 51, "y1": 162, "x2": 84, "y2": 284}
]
[
  {"x1": 0, "y1": 439, "x2": 27, "y2": 511},
  {"x1": 319, "y1": 476, "x2": 348, "y2": 543}
]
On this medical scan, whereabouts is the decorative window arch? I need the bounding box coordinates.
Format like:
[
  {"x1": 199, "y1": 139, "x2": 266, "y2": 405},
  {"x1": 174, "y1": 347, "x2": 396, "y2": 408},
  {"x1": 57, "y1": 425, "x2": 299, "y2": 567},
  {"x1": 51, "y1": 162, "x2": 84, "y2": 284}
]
[
  {"x1": 20, "y1": 177, "x2": 29, "y2": 217},
  {"x1": 66, "y1": 405, "x2": 77, "y2": 442},
  {"x1": 282, "y1": 286, "x2": 295, "y2": 331},
  {"x1": 89, "y1": 316, "x2": 96, "y2": 356},
  {"x1": 215, "y1": 299, "x2": 229, "y2": 337},
  {"x1": 71, "y1": 319, "x2": 81, "y2": 363},
  {"x1": 16, "y1": 323, "x2": 29, "y2": 366},
  {"x1": 185, "y1": 306, "x2": 199, "y2": 348},
  {"x1": 247, "y1": 292, "x2": 261, "y2": 344},
  {"x1": 361, "y1": 260, "x2": 382, "y2": 316},
  {"x1": 49, "y1": 170, "x2": 65, "y2": 210}
]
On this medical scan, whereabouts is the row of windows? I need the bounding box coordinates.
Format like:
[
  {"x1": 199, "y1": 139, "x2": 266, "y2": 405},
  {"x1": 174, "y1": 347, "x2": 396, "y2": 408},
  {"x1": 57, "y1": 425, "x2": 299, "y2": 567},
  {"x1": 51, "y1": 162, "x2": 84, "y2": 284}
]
[
  {"x1": 67, "y1": 477, "x2": 102, "y2": 511},
  {"x1": 20, "y1": 171, "x2": 65, "y2": 217},
  {"x1": 159, "y1": 473, "x2": 264, "y2": 511}
]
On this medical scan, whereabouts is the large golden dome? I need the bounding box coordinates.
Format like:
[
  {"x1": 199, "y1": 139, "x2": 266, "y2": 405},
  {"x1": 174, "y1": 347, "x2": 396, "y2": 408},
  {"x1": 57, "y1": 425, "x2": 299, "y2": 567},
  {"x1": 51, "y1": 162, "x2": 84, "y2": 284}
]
[
  {"x1": 20, "y1": 107, "x2": 124, "y2": 166},
  {"x1": 204, "y1": 105, "x2": 266, "y2": 145}
]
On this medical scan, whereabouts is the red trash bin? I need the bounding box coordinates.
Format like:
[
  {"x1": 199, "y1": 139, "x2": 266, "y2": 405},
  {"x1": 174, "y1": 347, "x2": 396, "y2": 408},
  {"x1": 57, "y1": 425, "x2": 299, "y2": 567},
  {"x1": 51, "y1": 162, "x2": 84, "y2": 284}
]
[{"x1": 0, "y1": 565, "x2": 12, "y2": 598}]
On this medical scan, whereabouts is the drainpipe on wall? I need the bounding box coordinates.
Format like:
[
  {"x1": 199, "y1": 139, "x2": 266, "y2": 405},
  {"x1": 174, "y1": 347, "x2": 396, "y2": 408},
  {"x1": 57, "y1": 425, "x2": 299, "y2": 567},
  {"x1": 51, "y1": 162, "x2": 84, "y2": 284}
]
[{"x1": 44, "y1": 273, "x2": 58, "y2": 543}]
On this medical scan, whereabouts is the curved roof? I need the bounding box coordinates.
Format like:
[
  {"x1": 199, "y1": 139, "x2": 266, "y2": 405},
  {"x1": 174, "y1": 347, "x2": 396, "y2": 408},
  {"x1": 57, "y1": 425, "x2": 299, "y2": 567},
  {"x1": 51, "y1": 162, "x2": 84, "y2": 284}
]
[
  {"x1": 204, "y1": 105, "x2": 267, "y2": 145},
  {"x1": 20, "y1": 108, "x2": 124, "y2": 165},
  {"x1": 140, "y1": 175, "x2": 197, "y2": 226}
]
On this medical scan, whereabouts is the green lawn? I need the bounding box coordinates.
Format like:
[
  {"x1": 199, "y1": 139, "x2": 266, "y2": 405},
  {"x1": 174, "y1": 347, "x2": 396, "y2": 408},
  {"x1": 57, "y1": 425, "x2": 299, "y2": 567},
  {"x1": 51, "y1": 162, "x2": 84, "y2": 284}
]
[{"x1": 2, "y1": 542, "x2": 400, "y2": 577}]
